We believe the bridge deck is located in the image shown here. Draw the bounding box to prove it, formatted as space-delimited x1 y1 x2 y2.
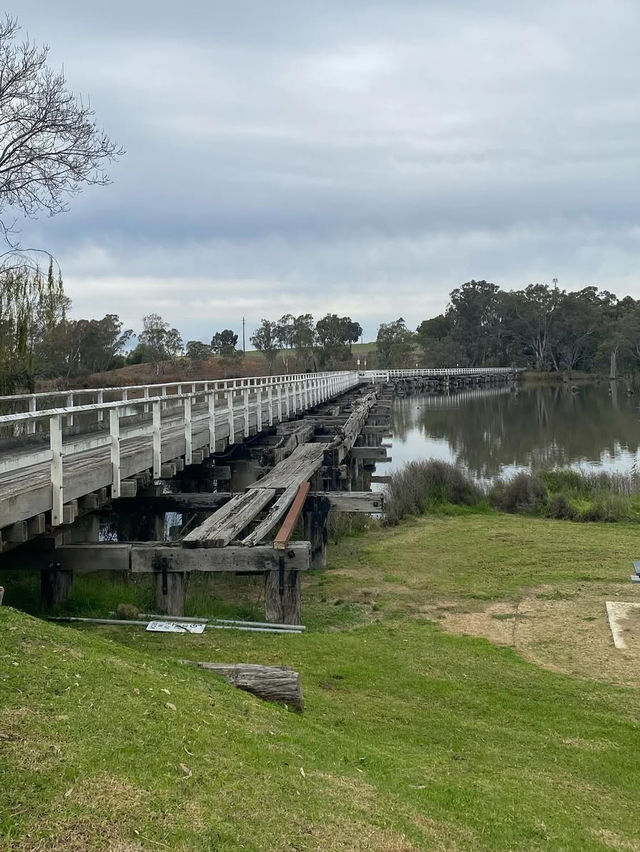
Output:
0 372 360 535
0 367 518 539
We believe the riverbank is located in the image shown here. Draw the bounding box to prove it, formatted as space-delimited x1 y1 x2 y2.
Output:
2 511 640 850
383 461 640 525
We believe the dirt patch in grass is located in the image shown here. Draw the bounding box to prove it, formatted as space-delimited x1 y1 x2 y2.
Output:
421 582 640 687
592 828 640 851
409 815 475 851
419 600 519 647
296 819 418 852
8 818 143 852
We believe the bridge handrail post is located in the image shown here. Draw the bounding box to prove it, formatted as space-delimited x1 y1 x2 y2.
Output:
268 385 274 425
184 395 192 465
50 413 64 526
27 397 37 435
207 390 216 452
152 400 162 479
227 390 235 444
243 388 250 437
66 392 74 428
110 407 121 499
257 387 263 432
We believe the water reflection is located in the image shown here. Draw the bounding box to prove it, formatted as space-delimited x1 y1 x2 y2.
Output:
383 383 640 479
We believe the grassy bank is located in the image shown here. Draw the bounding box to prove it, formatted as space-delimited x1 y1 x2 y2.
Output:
2 512 640 850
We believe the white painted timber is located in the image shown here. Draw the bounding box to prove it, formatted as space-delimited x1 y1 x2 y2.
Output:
0 371 360 529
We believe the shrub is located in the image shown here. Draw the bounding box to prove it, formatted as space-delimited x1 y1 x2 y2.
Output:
384 460 481 525
546 494 578 521
540 469 590 496
579 493 630 523
489 472 548 515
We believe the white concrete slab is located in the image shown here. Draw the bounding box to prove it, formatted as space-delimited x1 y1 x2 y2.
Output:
605 601 640 650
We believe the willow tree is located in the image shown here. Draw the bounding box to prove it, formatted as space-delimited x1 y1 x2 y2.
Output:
0 260 68 392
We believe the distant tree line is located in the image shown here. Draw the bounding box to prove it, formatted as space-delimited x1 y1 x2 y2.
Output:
378 280 640 377
0 267 366 391
250 314 362 373
7 268 636 393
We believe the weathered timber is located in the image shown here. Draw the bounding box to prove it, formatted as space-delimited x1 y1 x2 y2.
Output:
114 490 382 513
203 464 232 481
265 562 301 624
28 541 311 574
370 475 391 484
254 443 327 490
273 482 311 550
41 566 73 607
268 420 315 465
154 571 187 616
312 491 383 513
120 479 138 498
242 481 303 546
350 446 389 460
27 514 46 537
303 494 329 570
4 521 27 543
329 390 379 461
181 488 277 548
180 661 304 710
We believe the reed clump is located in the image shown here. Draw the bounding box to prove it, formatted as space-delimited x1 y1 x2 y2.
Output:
382 460 640 525
384 459 482 525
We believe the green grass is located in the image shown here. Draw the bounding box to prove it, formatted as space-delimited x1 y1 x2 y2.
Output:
2 514 640 850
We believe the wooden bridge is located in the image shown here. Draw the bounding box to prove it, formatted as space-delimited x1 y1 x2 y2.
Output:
0 366 517 622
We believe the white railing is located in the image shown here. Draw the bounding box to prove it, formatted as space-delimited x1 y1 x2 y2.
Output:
0 371 359 527
359 367 519 381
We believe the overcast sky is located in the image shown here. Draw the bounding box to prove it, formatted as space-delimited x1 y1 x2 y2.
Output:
10 0 640 342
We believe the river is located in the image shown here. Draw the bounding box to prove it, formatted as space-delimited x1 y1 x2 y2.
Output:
374 382 640 482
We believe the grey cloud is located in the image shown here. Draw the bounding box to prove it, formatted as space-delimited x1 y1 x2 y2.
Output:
7 0 640 340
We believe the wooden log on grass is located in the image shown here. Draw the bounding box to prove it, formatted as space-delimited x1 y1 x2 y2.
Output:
181 661 304 710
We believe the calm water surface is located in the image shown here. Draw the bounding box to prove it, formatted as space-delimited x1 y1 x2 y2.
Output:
376 383 640 481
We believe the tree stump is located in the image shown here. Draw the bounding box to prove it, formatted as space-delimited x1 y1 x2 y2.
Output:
181 661 303 710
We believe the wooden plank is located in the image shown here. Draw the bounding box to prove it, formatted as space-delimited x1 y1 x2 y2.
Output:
313 491 384 513
242 481 305 546
4 521 27 543
274 482 311 551
254 443 326 490
115 493 233 512
131 541 310 573
182 488 277 548
350 446 388 459
114 490 382 514
31 541 311 574
370 475 391 484
27 514 46 536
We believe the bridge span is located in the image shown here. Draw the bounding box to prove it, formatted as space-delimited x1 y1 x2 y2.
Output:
0 366 517 620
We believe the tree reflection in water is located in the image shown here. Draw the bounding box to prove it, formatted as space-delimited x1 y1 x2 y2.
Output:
387 384 640 479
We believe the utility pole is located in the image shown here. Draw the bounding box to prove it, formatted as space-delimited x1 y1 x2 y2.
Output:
242 316 246 353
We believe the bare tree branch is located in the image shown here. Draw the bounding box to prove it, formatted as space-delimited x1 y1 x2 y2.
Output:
0 15 124 249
